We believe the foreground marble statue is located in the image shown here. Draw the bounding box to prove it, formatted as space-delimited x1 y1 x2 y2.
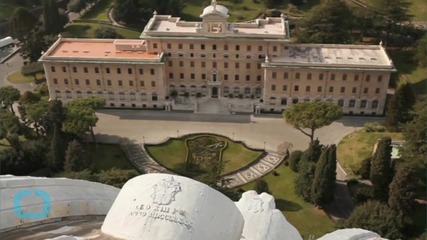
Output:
102 174 245 240
236 191 302 240
318 228 387 240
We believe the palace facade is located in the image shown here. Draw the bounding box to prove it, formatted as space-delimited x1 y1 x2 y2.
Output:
39 1 395 115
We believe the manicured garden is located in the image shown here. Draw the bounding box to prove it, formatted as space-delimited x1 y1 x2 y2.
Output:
337 130 403 177
145 134 264 176
243 165 335 239
83 143 135 172
79 0 115 22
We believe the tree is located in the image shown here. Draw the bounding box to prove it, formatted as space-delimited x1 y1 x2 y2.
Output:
370 137 393 201
254 179 269 194
377 0 411 45
21 62 45 82
386 83 416 130
289 150 303 172
284 102 342 143
26 100 49 136
63 97 105 142
0 86 21 114
297 0 354 43
0 109 23 149
311 145 336 206
47 126 67 171
95 27 123 39
301 139 323 163
42 0 65 34
19 27 56 62
343 200 404 239
64 140 84 171
67 0 87 15
9 7 38 42
294 160 316 202
113 0 138 23
388 164 417 214
356 157 371 179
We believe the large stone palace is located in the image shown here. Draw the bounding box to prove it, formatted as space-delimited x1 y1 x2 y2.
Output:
39 0 396 115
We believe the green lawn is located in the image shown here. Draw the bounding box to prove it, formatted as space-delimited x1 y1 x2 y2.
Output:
7 71 45 84
242 165 335 238
388 50 427 96
337 130 403 176
83 143 135 172
63 23 141 39
80 0 115 22
145 134 263 176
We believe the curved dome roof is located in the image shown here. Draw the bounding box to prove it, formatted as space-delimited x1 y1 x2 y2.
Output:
200 2 229 18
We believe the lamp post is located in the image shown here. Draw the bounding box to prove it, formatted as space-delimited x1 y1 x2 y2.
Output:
264 141 266 150
177 130 179 138
232 132 235 141
142 136 145 144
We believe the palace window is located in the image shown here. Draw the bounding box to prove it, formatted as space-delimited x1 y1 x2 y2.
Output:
51 66 56 72
349 100 356 107
128 68 132 74
295 73 300 79
306 86 310 92
179 61 184 67
234 87 240 94
53 78 58 84
63 78 68 84
129 80 134 86
202 74 206 79
342 74 347 80
340 87 345 93
375 88 380 94
319 73 324 80
117 68 121 74
151 81 156 87
190 61 195 67
258 46 263 51
153 43 158 48
235 45 240 51
169 73 173 79
283 85 288 91
213 44 217 50
178 44 183 49
294 85 299 91
366 75 371 82
378 75 383 82
235 63 239 69
372 100 379 108
201 62 206 68
361 100 367 108
151 69 155 75
107 80 111 86
118 80 123 86
317 86 322 92
271 84 276 91
224 74 228 80
338 99 344 107
224 86 229 94
246 75 250 81
85 79 90 85
255 88 262 95
180 73 184 79
73 67 77 73
329 86 334 92
257 75 261 81
354 74 359 81
364 88 368 94
139 68 144 74
95 67 99 73
307 73 312 80
84 67 88 73
352 87 357 93
140 81 145 87
224 62 228 68
330 74 335 80
62 66 67 72
190 44 193 50
106 67 110 74
284 72 288 79
75 79 79 85
201 44 205 50
281 98 287 105
235 75 239 81
245 87 251 94
224 45 228 51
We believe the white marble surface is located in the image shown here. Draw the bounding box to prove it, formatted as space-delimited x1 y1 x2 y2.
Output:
235 191 303 240
101 173 244 240
318 228 387 240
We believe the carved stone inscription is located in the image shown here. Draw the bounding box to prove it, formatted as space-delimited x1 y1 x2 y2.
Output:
128 177 193 230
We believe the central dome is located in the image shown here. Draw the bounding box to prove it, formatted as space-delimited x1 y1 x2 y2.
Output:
200 0 229 18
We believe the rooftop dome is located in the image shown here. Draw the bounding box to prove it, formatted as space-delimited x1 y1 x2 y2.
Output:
200 0 229 18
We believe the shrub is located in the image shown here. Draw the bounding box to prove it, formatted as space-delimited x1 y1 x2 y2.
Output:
196 92 202 98
183 92 190 98
356 157 371 179
364 122 386 132
170 90 178 98
284 160 289 166
254 179 269 194
228 93 234 98
354 186 374 205
238 94 243 99
95 27 123 39
289 150 303 172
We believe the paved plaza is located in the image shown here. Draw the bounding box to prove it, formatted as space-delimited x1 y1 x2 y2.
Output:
94 109 383 181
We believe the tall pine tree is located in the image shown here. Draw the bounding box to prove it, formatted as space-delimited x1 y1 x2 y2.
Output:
47 126 66 170
370 137 393 201
311 145 337 206
388 164 417 214
64 140 85 172
9 7 38 42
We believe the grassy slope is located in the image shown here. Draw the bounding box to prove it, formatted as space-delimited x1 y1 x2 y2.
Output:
84 143 135 171
80 0 115 22
145 135 262 175
63 23 140 38
243 165 335 238
337 130 403 176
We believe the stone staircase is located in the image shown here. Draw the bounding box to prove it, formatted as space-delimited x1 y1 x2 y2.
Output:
196 97 230 114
